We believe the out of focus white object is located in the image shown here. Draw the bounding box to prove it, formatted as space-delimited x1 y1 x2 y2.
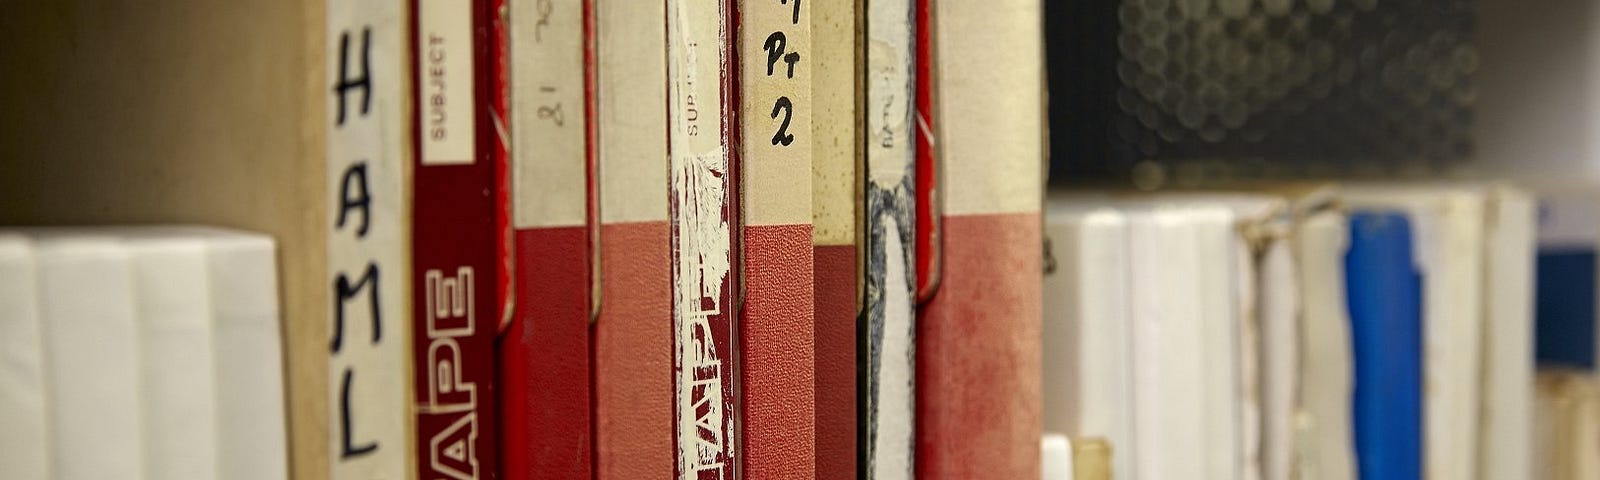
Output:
1342 185 1488 480
1128 206 1219 480
34 232 143 480
1480 186 1536 480
191 228 287 480
124 232 219 480
1041 434 1074 480
14 226 286 480
0 234 46 479
1534 371 1600 480
1043 201 1132 480
1294 212 1356 480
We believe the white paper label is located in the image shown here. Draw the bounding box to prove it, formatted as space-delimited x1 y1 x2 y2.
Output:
419 0 477 165
327 0 411 477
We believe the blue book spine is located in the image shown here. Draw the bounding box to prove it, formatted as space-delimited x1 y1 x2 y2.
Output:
1345 212 1423 480
1535 249 1597 369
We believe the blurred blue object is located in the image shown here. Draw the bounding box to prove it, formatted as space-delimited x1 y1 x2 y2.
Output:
1345 212 1423 480
1535 249 1597 369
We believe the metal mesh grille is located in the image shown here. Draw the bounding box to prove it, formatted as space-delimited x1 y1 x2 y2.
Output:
1048 0 1478 184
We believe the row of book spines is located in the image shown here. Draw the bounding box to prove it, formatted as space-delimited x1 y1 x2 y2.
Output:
323 0 1043 479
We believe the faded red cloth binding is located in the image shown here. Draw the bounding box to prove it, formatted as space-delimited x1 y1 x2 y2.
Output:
498 0 597 477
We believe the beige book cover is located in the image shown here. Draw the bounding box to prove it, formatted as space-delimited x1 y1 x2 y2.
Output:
1294 210 1357 480
1535 370 1600 480
1074 437 1113 480
1479 185 1536 480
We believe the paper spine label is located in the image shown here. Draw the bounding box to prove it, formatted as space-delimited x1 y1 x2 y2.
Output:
863 0 917 476
326 0 413 476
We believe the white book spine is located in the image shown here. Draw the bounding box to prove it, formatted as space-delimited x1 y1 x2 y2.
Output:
36 237 143 480
1041 434 1075 480
1131 209 1209 480
1191 209 1244 480
1424 194 1487 480
1294 212 1355 480
1258 235 1299 480
1043 208 1132 480
204 233 288 480
128 238 219 480
0 234 47 479
1480 187 1535 480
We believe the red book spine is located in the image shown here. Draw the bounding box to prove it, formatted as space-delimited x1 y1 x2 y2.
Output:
500 0 596 476
737 0 818 476
915 214 1042 477
914 0 1043 477
668 0 741 477
411 0 499 477
492 0 512 338
808 2 861 477
813 241 857 477
592 0 673 477
595 221 673 478
913 0 941 303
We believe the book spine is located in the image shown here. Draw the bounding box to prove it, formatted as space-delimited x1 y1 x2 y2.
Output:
862 0 916 476
205 234 290 480
1534 189 1600 369
325 0 413 474
912 0 940 302
1073 438 1113 480
1041 209 1133 480
810 0 863 476
1479 187 1536 480
593 0 674 476
129 239 220 480
1194 212 1245 480
37 239 143 480
504 0 595 476
739 0 818 477
491 0 513 344
1425 195 1487 480
668 0 740 476
1293 212 1356 480
0 235 46 480
915 0 1043 476
1258 233 1298 480
1345 212 1422 480
1040 434 1073 480
411 0 500 478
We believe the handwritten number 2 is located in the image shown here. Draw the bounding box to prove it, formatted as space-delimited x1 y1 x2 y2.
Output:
771 97 794 146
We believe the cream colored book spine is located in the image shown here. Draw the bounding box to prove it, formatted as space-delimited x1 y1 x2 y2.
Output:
125 235 220 480
35 234 143 480
1294 212 1356 480
1478 186 1535 480
325 0 414 476
1041 434 1074 480
0 234 45 480
1191 206 1246 480
1043 202 1132 480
